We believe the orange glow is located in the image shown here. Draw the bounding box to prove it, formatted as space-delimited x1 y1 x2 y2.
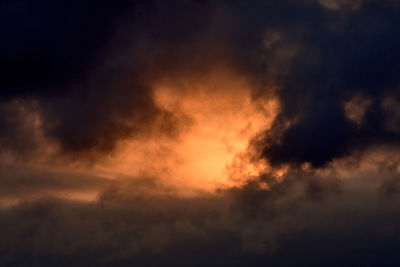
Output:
0 70 279 206
93 69 279 194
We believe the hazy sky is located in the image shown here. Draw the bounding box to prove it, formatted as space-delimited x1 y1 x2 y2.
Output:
1 0 400 266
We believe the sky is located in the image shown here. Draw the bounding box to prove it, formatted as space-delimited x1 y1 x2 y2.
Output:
1 0 400 266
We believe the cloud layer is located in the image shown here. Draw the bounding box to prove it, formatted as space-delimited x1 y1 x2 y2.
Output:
2 0 400 266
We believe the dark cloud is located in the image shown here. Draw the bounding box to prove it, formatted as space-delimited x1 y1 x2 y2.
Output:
260 0 400 167
0 0 137 156
0 165 110 199
2 0 400 266
227 169 342 219
0 99 43 156
0 176 399 267
0 0 131 98
379 175 400 198
0 0 224 157
1 0 400 164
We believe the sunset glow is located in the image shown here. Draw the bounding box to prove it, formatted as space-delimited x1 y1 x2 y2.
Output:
91 70 279 194
3 1 400 266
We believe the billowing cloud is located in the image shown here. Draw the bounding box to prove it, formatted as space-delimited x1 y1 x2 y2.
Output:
261 0 400 167
0 172 399 266
2 0 400 266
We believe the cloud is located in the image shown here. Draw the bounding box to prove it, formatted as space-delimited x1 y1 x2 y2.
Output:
0 99 45 157
1 0 400 167
0 172 399 266
318 0 362 11
0 0 227 159
0 165 110 199
260 0 400 167
2 1 400 266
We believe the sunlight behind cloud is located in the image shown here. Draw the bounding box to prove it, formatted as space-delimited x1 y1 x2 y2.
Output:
93 69 279 194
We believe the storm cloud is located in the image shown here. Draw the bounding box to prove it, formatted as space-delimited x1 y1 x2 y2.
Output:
260 0 400 167
2 0 399 163
2 0 400 266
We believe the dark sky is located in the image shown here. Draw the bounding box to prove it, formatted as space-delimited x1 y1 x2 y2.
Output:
1 0 400 266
